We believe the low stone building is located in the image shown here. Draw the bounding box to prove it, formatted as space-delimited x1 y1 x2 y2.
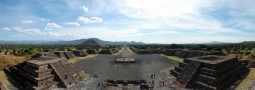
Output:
32 52 59 58
72 50 87 57
164 49 221 58
5 56 80 90
164 49 182 56
103 80 150 90
99 49 113 54
135 49 165 54
86 49 98 54
171 55 248 90
53 51 76 59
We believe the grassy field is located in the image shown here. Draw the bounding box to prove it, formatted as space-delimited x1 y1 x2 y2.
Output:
68 54 98 64
0 53 30 87
235 68 255 90
0 53 30 70
160 54 184 62
113 47 124 55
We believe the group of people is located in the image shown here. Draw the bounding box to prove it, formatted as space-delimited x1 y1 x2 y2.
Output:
151 74 156 79
150 73 166 88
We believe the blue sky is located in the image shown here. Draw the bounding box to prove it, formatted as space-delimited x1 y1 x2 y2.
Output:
0 0 255 44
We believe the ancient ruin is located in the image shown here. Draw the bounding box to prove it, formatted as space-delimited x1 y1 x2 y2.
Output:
86 49 98 54
32 52 59 58
72 50 88 57
135 49 165 54
53 51 76 59
78 39 107 48
171 55 247 90
164 49 221 58
99 49 114 54
4 53 80 90
114 47 136 63
102 80 151 90
115 58 136 63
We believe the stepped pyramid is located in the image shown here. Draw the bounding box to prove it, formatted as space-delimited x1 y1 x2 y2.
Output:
78 38 107 48
5 53 80 90
171 55 248 90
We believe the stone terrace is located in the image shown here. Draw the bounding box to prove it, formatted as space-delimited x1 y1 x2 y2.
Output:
171 55 248 90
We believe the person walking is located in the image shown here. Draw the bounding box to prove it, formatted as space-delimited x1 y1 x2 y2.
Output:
163 81 165 87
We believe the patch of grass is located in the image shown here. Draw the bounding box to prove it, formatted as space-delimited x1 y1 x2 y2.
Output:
160 67 174 73
74 71 90 81
0 53 29 70
68 54 98 64
127 48 134 54
0 70 10 86
235 68 255 90
160 54 184 62
113 48 124 55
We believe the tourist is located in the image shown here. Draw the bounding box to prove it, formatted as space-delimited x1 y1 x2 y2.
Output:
97 81 101 87
163 81 165 87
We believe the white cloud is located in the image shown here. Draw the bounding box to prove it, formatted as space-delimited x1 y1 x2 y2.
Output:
64 22 80 27
41 18 50 21
79 5 89 13
12 27 41 34
77 16 103 24
45 23 61 30
2 27 10 31
21 20 33 24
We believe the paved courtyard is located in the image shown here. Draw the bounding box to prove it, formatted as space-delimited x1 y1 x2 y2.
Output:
73 47 188 90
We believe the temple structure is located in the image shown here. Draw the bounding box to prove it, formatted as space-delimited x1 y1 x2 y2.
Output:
72 50 88 57
86 49 98 54
164 49 221 58
171 55 247 90
53 51 76 59
99 49 114 54
78 39 107 48
4 53 80 90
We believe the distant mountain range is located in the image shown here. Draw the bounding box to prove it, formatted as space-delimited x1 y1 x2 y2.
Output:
241 41 255 44
0 38 145 45
201 41 236 44
0 39 254 45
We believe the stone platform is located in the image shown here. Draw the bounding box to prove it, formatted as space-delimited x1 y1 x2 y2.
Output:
171 55 248 90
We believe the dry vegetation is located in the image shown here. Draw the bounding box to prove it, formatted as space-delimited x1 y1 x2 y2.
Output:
0 53 30 70
0 53 30 87
235 68 255 90
160 54 184 62
68 54 98 64
74 71 90 81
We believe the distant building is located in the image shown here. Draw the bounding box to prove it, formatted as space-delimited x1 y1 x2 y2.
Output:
78 39 108 48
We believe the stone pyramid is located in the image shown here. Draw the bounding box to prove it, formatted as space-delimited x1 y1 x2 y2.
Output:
78 39 107 48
